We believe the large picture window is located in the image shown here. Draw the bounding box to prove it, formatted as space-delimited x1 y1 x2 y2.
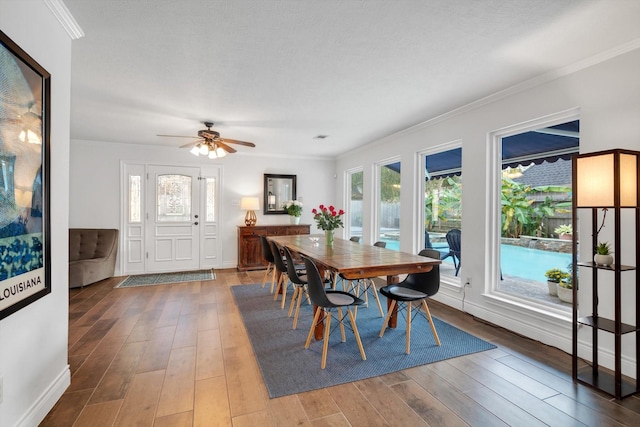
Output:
422 147 462 279
489 115 579 311
346 169 363 240
376 161 401 251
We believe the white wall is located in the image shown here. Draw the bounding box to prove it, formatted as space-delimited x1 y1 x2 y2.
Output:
69 140 336 270
0 1 72 426
336 46 640 374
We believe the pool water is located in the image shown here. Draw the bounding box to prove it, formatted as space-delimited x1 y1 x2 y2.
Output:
501 244 572 282
381 239 572 282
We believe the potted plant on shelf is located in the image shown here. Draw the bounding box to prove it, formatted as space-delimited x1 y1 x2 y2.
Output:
282 200 303 224
594 241 614 266
544 268 569 296
554 224 573 240
557 274 573 303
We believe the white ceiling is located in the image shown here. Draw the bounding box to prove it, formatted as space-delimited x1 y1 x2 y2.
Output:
63 0 640 158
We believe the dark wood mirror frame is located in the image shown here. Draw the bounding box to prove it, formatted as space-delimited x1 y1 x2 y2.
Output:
263 174 296 214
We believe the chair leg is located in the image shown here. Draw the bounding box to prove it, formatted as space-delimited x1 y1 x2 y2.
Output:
352 279 364 319
406 302 412 354
379 300 396 337
292 287 304 329
368 280 384 317
288 286 299 317
306 306 322 348
273 274 283 301
261 263 270 288
269 267 277 293
337 307 346 342
347 308 366 361
361 282 368 307
421 300 441 346
280 279 290 309
321 311 332 369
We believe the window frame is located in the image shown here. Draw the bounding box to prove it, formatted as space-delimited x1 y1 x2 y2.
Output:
484 108 580 317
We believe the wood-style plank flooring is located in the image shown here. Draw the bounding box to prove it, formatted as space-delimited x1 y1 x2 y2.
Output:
41 269 640 426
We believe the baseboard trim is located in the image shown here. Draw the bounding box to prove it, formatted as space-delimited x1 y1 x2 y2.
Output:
16 365 70 427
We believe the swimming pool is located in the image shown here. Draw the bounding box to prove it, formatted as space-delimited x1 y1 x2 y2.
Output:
381 238 572 282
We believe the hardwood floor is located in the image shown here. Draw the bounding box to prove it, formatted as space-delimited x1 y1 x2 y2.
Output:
41 269 640 426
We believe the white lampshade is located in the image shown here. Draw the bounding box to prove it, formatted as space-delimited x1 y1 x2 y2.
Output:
575 149 639 207
208 150 217 159
215 146 227 157
240 197 260 211
199 144 209 155
190 146 201 156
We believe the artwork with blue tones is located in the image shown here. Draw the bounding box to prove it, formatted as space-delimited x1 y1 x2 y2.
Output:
0 29 51 320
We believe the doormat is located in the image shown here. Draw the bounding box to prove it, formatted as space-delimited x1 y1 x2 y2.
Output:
232 283 496 398
114 269 215 288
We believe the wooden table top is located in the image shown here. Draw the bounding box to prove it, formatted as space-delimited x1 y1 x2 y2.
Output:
269 234 441 280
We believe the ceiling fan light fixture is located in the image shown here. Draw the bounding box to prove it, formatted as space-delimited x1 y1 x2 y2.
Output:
215 146 227 158
199 144 209 155
190 145 201 156
208 150 218 159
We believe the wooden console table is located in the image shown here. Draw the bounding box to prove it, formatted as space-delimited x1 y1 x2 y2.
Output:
237 224 310 271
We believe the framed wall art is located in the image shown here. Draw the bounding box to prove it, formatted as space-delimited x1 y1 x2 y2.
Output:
0 29 51 320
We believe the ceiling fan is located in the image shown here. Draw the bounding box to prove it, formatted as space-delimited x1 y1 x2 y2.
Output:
157 121 256 158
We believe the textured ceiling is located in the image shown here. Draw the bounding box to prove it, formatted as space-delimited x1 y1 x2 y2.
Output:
63 0 640 158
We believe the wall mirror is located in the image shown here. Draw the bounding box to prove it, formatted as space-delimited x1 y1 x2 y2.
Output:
264 174 296 214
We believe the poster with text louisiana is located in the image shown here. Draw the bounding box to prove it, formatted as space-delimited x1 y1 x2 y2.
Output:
0 29 51 320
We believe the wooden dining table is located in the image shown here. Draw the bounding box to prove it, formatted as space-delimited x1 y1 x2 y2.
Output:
269 234 441 338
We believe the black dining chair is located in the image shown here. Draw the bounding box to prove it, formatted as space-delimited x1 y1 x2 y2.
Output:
260 236 277 292
302 255 367 369
341 241 386 318
349 236 361 243
283 246 313 329
379 248 442 354
270 240 304 309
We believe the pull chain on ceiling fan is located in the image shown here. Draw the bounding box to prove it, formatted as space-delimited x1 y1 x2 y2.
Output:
157 121 256 158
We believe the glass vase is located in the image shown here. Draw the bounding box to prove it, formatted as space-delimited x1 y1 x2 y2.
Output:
325 229 334 246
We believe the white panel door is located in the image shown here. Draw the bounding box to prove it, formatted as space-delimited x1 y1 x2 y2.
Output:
146 166 200 272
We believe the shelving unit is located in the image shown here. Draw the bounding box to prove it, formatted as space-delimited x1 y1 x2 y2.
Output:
571 149 640 400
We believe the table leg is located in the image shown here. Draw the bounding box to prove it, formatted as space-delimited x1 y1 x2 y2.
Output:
386 274 400 328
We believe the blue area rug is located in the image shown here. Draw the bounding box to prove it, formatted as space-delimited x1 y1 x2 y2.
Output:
115 269 215 288
232 283 496 398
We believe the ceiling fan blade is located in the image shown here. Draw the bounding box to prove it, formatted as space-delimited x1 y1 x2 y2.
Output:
157 134 201 139
220 138 256 147
216 141 237 153
179 140 202 148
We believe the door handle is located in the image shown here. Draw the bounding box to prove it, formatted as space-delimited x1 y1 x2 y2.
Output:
194 221 199 225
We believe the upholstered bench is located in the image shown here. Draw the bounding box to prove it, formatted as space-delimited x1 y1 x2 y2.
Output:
69 228 119 288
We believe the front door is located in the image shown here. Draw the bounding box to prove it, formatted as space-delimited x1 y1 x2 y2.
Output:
146 165 200 272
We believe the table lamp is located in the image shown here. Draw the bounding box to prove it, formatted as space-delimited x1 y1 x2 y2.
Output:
240 197 260 226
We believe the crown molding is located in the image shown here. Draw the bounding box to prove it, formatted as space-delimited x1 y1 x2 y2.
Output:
43 0 84 40
338 38 640 160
